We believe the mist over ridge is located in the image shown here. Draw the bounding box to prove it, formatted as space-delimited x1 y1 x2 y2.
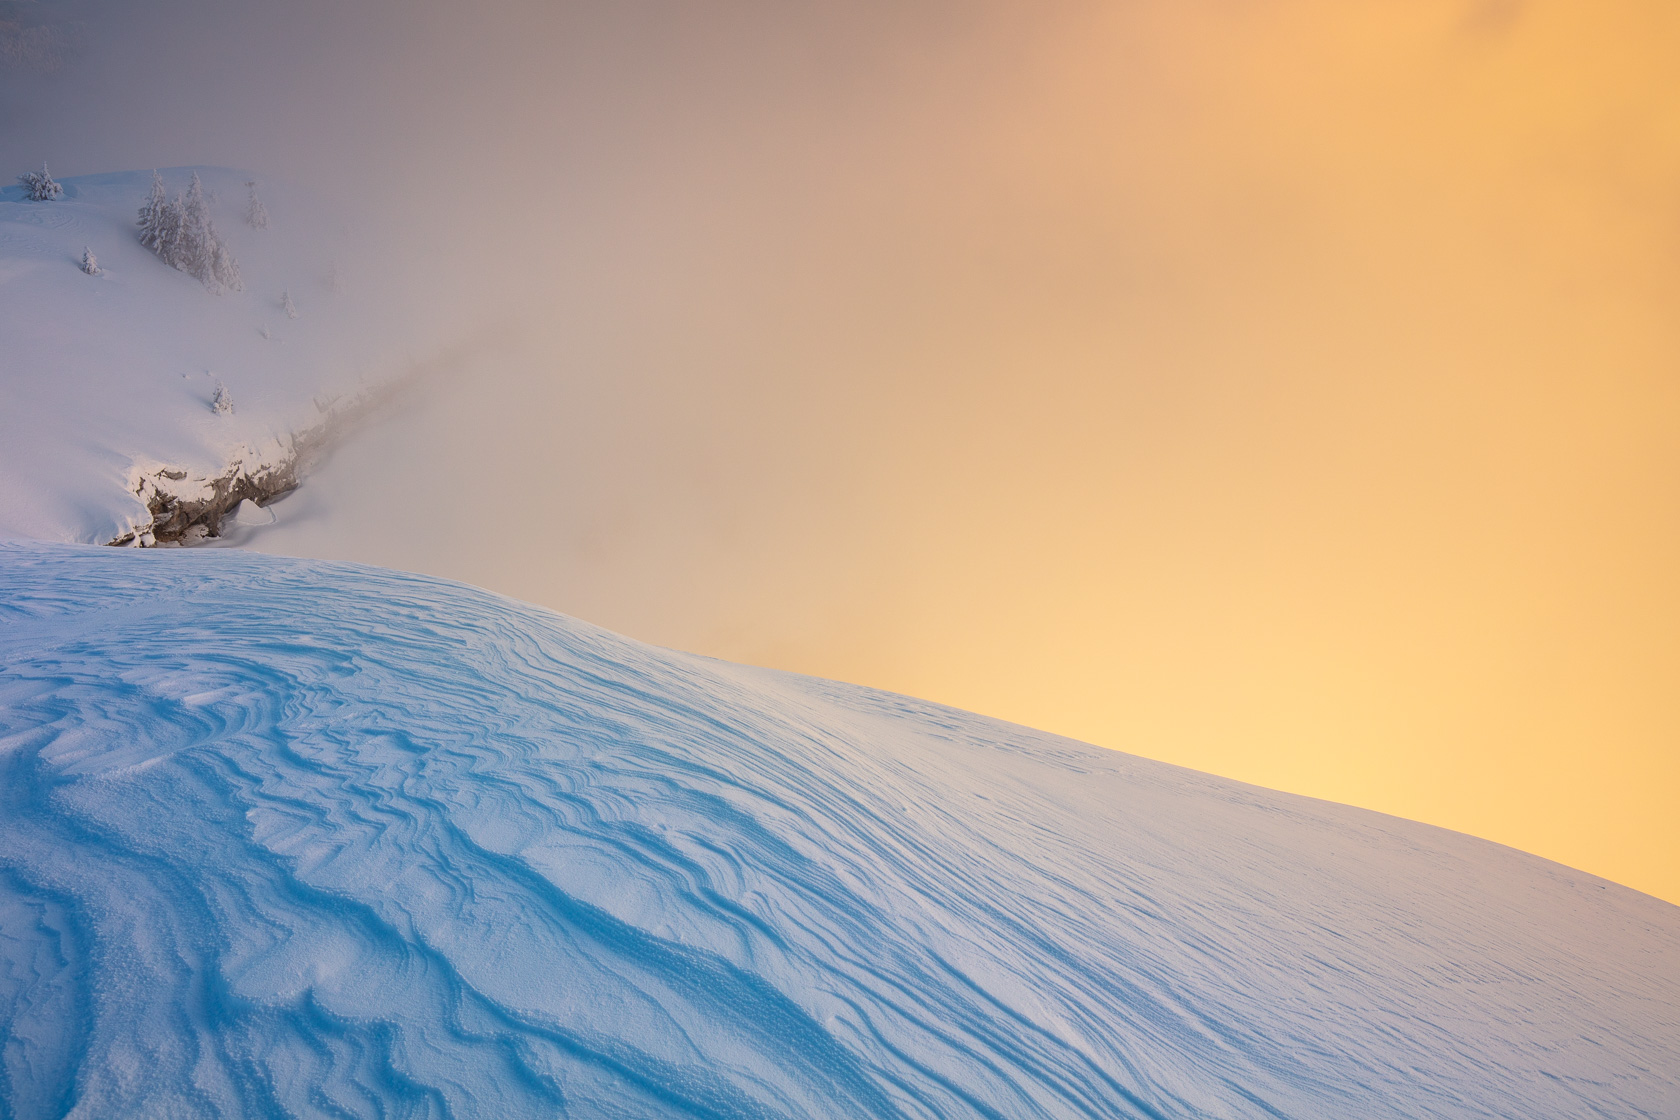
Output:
2 0 1677 902
2 5 1679 1115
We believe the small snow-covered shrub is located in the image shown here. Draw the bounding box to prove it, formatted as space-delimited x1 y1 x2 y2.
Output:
80 247 100 275
281 289 298 319
18 162 61 201
211 382 234 415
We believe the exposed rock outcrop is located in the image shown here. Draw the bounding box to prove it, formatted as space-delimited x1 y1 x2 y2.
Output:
108 382 406 547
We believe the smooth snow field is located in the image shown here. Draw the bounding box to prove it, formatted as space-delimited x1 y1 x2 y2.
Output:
1 544 1676 1120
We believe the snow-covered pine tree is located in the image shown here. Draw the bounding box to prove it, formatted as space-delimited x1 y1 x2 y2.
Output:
18 162 62 201
245 180 269 229
137 171 174 254
212 239 242 291
157 198 185 265
281 289 298 319
211 382 234 415
80 247 100 275
177 173 213 284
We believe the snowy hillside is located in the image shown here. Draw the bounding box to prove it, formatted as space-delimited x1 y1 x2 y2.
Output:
1 541 1675 1119
0 167 432 547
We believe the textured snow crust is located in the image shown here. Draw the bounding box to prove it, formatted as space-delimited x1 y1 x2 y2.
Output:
0 543 1676 1120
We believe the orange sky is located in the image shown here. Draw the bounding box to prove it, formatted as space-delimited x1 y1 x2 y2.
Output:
564 0 1680 904
809 0 1680 904
841 0 1680 903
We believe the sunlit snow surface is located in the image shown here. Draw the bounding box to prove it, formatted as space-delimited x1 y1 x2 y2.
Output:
1 544 1675 1120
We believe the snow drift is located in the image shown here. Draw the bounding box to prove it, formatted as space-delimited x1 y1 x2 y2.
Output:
1 542 1675 1119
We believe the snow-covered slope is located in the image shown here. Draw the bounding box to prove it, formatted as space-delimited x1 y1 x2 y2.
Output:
1 541 1675 1120
0 168 427 546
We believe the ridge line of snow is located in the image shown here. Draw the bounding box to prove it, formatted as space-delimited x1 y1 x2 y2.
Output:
1 543 1675 1119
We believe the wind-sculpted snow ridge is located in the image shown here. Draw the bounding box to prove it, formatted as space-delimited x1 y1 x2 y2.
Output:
0 544 1675 1120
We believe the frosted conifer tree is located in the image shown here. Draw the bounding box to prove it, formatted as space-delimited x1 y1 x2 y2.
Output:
245 180 269 229
137 172 174 255
80 247 100 275
212 240 242 291
177 173 213 283
18 162 62 201
211 382 234 415
281 288 298 319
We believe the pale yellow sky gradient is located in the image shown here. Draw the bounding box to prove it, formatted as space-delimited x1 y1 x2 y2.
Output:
781 0 1680 903
798 0 1680 902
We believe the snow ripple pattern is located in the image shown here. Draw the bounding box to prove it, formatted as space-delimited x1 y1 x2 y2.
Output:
0 544 1676 1120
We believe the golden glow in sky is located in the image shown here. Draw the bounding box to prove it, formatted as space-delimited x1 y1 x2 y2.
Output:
813 0 1680 904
